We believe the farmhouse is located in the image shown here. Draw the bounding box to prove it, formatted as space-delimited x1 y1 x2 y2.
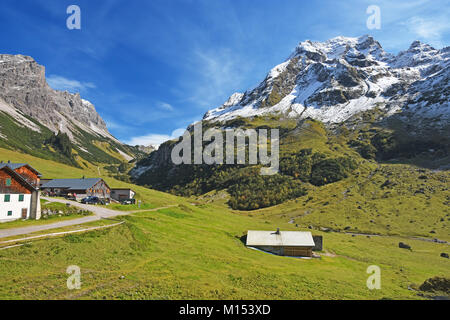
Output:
111 188 136 202
41 178 111 200
0 162 42 221
246 229 316 257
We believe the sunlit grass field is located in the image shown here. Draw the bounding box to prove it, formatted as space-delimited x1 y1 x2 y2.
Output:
0 203 447 300
0 147 448 300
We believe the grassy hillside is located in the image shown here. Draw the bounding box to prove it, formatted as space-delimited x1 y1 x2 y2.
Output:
135 115 449 227
0 202 448 299
227 163 449 241
0 147 448 300
0 110 146 172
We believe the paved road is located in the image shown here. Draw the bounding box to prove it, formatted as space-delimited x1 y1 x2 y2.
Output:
41 197 131 218
0 197 147 240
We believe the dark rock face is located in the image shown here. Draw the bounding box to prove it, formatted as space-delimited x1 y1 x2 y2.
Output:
441 253 449 259
260 58 302 108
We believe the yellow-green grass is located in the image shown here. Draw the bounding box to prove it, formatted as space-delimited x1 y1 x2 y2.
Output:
0 213 92 231
227 162 450 242
102 203 158 211
0 219 119 244
92 141 132 162
0 147 448 300
0 203 447 300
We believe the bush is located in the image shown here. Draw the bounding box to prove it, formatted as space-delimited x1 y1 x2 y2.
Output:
227 173 307 210
280 149 357 186
311 158 356 186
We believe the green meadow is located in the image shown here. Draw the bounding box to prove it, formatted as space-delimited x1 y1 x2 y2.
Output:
0 203 447 300
0 147 448 300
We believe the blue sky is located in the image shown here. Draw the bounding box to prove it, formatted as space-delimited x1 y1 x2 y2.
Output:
0 0 449 146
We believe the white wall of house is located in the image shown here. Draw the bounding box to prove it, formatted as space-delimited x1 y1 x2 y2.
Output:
0 193 32 221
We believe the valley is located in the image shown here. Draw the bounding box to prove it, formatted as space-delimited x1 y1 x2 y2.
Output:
0 146 448 300
0 35 448 300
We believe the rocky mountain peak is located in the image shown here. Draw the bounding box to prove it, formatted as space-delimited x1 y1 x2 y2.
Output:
0 54 113 143
203 35 449 129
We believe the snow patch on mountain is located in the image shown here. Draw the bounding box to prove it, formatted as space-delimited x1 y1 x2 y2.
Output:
0 98 41 132
203 35 449 128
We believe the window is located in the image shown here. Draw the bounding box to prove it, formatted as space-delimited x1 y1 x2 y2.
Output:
19 194 24 202
7 211 12 216
4 195 10 202
5 178 11 187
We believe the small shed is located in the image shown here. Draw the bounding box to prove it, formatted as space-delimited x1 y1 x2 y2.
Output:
246 230 315 257
111 188 136 201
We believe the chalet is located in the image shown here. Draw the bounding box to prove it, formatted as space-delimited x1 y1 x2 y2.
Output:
0 161 42 221
111 188 136 201
41 178 111 200
246 229 316 257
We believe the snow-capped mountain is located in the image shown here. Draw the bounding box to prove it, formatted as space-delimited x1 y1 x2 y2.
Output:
204 35 449 127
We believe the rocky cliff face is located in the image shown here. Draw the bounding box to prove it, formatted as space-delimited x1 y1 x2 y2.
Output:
0 54 115 143
204 35 449 130
0 54 139 165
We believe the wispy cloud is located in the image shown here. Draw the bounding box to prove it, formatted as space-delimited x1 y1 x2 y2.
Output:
402 16 449 48
125 128 186 147
179 48 251 109
47 75 96 93
158 102 175 111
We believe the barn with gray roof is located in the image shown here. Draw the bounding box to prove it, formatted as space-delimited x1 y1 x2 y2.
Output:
246 230 316 257
41 178 111 200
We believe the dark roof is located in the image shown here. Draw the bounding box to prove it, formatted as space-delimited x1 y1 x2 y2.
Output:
41 178 103 191
0 166 37 191
0 162 42 176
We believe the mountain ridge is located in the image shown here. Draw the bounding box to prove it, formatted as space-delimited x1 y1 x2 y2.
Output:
203 35 449 130
131 35 449 210
0 54 115 142
0 53 148 168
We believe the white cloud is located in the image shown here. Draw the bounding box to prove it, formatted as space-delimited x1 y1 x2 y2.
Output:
47 75 96 93
104 119 128 132
125 128 187 147
181 48 250 108
402 16 449 48
158 102 175 111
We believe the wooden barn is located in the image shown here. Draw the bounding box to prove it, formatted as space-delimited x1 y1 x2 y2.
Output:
246 229 316 257
41 178 111 200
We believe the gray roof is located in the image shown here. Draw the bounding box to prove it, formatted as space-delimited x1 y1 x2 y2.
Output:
246 230 315 247
41 178 102 191
0 163 42 176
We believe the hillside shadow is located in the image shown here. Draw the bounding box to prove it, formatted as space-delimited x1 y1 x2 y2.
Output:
348 110 450 170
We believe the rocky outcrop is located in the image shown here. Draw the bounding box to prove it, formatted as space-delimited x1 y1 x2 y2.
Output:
203 35 449 130
0 54 139 165
0 54 114 143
